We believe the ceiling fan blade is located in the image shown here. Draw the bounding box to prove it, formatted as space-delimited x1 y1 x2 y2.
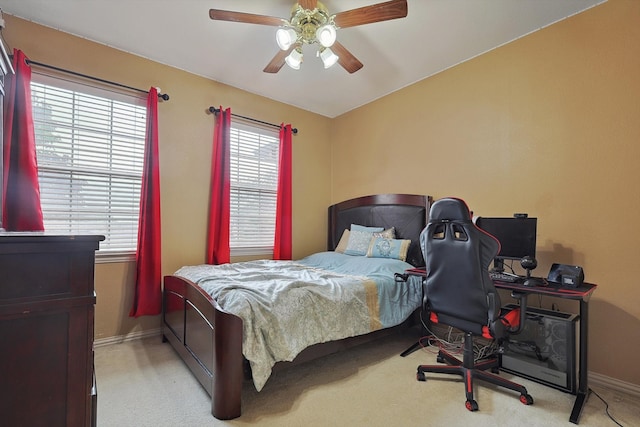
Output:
298 0 318 10
333 0 408 29
209 9 285 26
263 45 296 74
331 41 363 74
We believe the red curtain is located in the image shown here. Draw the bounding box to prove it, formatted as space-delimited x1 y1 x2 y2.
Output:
130 87 162 317
2 49 44 231
206 106 231 265
273 124 293 260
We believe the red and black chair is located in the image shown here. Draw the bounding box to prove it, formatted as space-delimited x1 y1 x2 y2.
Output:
416 197 534 411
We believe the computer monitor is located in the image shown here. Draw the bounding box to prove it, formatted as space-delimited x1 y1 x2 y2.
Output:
476 216 537 272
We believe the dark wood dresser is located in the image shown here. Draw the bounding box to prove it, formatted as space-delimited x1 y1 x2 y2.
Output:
0 233 104 427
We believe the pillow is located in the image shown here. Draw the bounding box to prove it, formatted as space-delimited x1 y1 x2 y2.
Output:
350 224 384 233
344 229 377 256
335 229 350 253
366 237 411 262
344 224 394 256
350 224 395 239
373 227 395 240
341 224 396 256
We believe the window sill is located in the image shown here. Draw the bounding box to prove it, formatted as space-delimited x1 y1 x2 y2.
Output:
231 247 273 257
96 251 136 264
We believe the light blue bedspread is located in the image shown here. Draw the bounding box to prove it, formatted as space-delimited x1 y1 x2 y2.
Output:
174 252 422 391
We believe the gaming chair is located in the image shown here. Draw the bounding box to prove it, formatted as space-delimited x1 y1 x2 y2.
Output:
416 197 534 411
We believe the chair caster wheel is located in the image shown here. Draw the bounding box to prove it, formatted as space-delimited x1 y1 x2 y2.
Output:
465 399 479 411
436 354 445 363
520 394 534 405
416 371 426 382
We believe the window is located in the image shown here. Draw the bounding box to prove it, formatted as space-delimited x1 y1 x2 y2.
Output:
31 75 147 258
229 121 280 255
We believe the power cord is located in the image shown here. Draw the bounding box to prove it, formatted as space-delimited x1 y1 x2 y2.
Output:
419 314 498 362
590 388 625 426
418 316 463 355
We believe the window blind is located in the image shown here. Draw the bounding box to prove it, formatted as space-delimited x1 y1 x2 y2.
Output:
229 122 280 255
31 80 147 253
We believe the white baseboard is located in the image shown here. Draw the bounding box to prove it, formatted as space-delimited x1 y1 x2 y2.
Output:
94 328 162 348
589 371 640 398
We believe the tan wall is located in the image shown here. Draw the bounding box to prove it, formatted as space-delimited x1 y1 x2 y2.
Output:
3 15 333 341
331 0 640 385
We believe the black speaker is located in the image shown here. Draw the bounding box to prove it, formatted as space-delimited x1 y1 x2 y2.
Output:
501 304 579 394
547 263 584 288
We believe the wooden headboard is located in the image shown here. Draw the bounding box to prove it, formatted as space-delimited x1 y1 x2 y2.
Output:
327 194 433 267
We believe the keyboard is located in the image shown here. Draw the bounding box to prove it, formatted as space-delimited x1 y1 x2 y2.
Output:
489 271 522 283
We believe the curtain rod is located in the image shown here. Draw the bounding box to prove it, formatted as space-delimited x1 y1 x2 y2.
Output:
22 58 170 101
208 106 298 134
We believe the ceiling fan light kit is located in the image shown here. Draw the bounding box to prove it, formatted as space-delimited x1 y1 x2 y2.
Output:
209 0 408 74
278 2 339 70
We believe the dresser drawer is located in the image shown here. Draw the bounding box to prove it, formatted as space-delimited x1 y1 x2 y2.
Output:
0 250 95 300
0 235 101 302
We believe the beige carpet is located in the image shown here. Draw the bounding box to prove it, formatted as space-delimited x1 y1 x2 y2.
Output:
94 329 638 426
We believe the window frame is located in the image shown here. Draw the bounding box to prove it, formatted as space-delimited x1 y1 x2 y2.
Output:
228 120 281 257
30 72 147 263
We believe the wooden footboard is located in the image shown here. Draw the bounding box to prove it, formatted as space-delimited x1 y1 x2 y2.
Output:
163 274 421 420
162 275 243 420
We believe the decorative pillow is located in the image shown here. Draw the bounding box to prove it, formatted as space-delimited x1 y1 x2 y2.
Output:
344 224 393 256
344 229 378 256
350 224 384 233
373 227 395 240
335 229 350 253
366 237 411 261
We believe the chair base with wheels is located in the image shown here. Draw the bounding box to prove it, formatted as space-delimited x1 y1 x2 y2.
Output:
417 331 534 411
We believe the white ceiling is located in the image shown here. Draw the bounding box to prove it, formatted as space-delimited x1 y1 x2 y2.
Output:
1 0 604 118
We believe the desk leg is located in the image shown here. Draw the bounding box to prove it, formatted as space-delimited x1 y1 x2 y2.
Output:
400 341 422 357
569 298 591 424
401 276 426 357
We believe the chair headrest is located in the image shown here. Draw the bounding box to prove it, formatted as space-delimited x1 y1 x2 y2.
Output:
429 198 472 222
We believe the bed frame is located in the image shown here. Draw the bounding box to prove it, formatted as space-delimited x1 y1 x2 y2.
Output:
162 193 432 419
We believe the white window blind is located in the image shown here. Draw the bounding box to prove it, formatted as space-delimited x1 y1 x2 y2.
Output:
229 122 280 255
30 77 147 254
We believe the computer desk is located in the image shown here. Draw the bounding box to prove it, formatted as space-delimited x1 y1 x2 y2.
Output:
493 280 597 425
401 268 597 424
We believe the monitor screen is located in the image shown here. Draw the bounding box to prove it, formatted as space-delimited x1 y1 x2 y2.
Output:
476 217 537 261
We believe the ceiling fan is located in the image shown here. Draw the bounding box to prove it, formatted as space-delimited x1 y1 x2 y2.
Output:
209 0 408 74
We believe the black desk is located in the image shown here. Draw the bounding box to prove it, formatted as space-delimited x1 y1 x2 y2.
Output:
494 280 597 425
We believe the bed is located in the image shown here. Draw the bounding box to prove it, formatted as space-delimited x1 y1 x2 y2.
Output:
161 193 432 420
